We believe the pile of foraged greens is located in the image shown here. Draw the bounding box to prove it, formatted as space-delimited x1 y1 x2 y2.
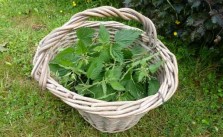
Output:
49 25 163 101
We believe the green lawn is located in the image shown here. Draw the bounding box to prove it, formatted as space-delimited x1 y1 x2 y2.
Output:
0 0 222 136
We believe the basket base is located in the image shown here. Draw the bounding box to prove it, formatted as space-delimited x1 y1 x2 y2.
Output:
78 110 145 133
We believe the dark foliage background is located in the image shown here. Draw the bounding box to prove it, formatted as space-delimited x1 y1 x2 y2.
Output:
122 0 223 70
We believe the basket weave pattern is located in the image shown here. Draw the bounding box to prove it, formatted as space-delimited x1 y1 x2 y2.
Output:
31 6 178 133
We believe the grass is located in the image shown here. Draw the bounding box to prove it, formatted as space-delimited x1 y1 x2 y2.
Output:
0 0 222 136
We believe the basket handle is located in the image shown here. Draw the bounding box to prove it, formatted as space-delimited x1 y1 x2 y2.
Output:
66 6 157 42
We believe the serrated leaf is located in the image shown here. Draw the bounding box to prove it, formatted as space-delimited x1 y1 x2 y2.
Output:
106 66 122 81
111 44 124 62
50 46 78 67
99 47 111 62
118 92 135 101
131 53 158 67
76 27 95 45
114 29 142 48
93 45 103 52
99 25 110 44
75 40 87 55
131 45 146 56
123 49 133 59
125 80 144 99
49 63 70 76
87 59 103 80
88 84 116 101
149 61 163 73
148 79 160 95
75 84 91 95
109 81 125 91
89 84 103 98
137 70 148 82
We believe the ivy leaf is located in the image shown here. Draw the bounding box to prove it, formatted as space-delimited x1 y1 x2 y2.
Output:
109 81 125 91
50 46 78 67
111 44 124 62
76 27 95 45
87 59 103 80
75 40 88 55
114 29 142 48
99 25 110 44
148 79 160 95
149 61 163 74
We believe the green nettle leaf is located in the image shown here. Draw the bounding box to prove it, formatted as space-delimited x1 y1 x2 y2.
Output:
99 47 111 62
50 46 78 67
111 44 124 62
76 27 95 45
93 45 103 52
87 59 103 80
109 81 125 91
131 53 158 68
99 25 110 44
75 84 91 95
123 49 133 59
89 84 116 101
114 29 142 48
75 40 88 55
148 79 160 95
106 66 122 81
125 80 144 99
149 61 163 74
131 45 146 56
136 70 148 82
89 84 103 98
49 63 70 77
118 92 135 101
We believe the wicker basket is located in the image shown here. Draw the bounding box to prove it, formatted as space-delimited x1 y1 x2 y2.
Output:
31 6 178 133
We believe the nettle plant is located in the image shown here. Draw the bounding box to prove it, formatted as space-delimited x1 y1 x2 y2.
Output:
49 25 162 101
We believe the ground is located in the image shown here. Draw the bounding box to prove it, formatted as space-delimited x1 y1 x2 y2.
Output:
0 0 222 136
